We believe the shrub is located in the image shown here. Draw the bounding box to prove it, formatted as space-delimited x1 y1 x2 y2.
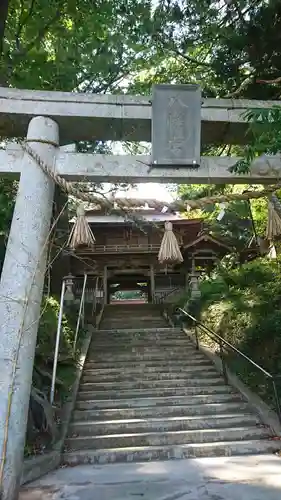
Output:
25 295 83 457
178 258 281 411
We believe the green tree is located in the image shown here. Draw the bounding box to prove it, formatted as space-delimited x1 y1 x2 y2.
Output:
0 0 156 269
127 1 281 246
1 0 155 90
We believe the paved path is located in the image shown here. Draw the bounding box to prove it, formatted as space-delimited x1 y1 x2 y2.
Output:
20 454 281 499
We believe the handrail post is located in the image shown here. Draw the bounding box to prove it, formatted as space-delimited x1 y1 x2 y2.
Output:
73 272 87 352
219 339 228 384
95 276 99 324
194 324 199 350
92 276 98 318
272 378 281 423
50 278 66 405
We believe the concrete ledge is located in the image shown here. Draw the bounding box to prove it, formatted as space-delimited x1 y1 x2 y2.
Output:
21 325 93 485
54 325 94 453
183 327 281 437
21 450 60 485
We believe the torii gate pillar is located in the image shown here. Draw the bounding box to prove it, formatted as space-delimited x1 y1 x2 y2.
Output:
0 116 58 500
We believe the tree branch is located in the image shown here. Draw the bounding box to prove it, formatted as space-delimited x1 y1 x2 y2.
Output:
224 73 256 98
151 29 213 69
256 76 281 85
15 0 36 51
171 47 213 68
16 8 61 58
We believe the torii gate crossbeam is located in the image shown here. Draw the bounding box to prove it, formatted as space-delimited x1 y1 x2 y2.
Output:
0 86 280 144
0 149 281 184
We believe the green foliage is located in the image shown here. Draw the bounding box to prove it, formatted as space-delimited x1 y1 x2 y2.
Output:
35 295 77 363
0 178 17 273
185 258 281 409
128 1 281 100
25 294 83 456
1 0 155 90
232 107 281 174
0 179 17 231
178 182 257 249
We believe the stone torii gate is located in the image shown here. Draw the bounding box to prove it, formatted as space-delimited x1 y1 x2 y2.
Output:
0 84 281 499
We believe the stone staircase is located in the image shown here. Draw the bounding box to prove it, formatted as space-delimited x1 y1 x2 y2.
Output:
63 304 280 465
99 303 169 330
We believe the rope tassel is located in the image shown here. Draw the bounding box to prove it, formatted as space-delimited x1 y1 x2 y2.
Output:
67 204 95 249
158 221 183 265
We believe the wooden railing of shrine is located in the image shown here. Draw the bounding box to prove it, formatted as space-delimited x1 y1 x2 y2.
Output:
75 243 161 254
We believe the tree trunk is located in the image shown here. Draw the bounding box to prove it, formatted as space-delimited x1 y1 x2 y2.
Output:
0 0 9 54
0 0 9 85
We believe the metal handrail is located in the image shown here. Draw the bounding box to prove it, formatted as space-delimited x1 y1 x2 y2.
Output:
155 287 182 304
178 307 281 422
50 278 66 405
50 274 104 405
73 273 88 351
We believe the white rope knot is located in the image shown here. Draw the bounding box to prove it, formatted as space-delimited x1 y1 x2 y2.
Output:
67 203 95 249
165 221 173 231
158 220 183 264
76 205 85 217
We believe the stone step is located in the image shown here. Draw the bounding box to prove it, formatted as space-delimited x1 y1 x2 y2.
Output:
100 326 168 330
102 308 163 313
65 426 271 450
100 323 169 327
79 378 225 392
83 358 210 370
103 308 161 313
69 413 260 436
84 358 212 378
73 402 251 422
102 314 165 319
87 352 205 363
93 339 185 345
75 393 242 410
103 318 163 321
101 322 168 327
104 303 160 315
95 328 182 335
99 326 172 330
62 439 281 465
91 338 189 345
76 385 234 401
90 339 190 349
88 341 195 357
87 346 196 356
81 370 219 383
